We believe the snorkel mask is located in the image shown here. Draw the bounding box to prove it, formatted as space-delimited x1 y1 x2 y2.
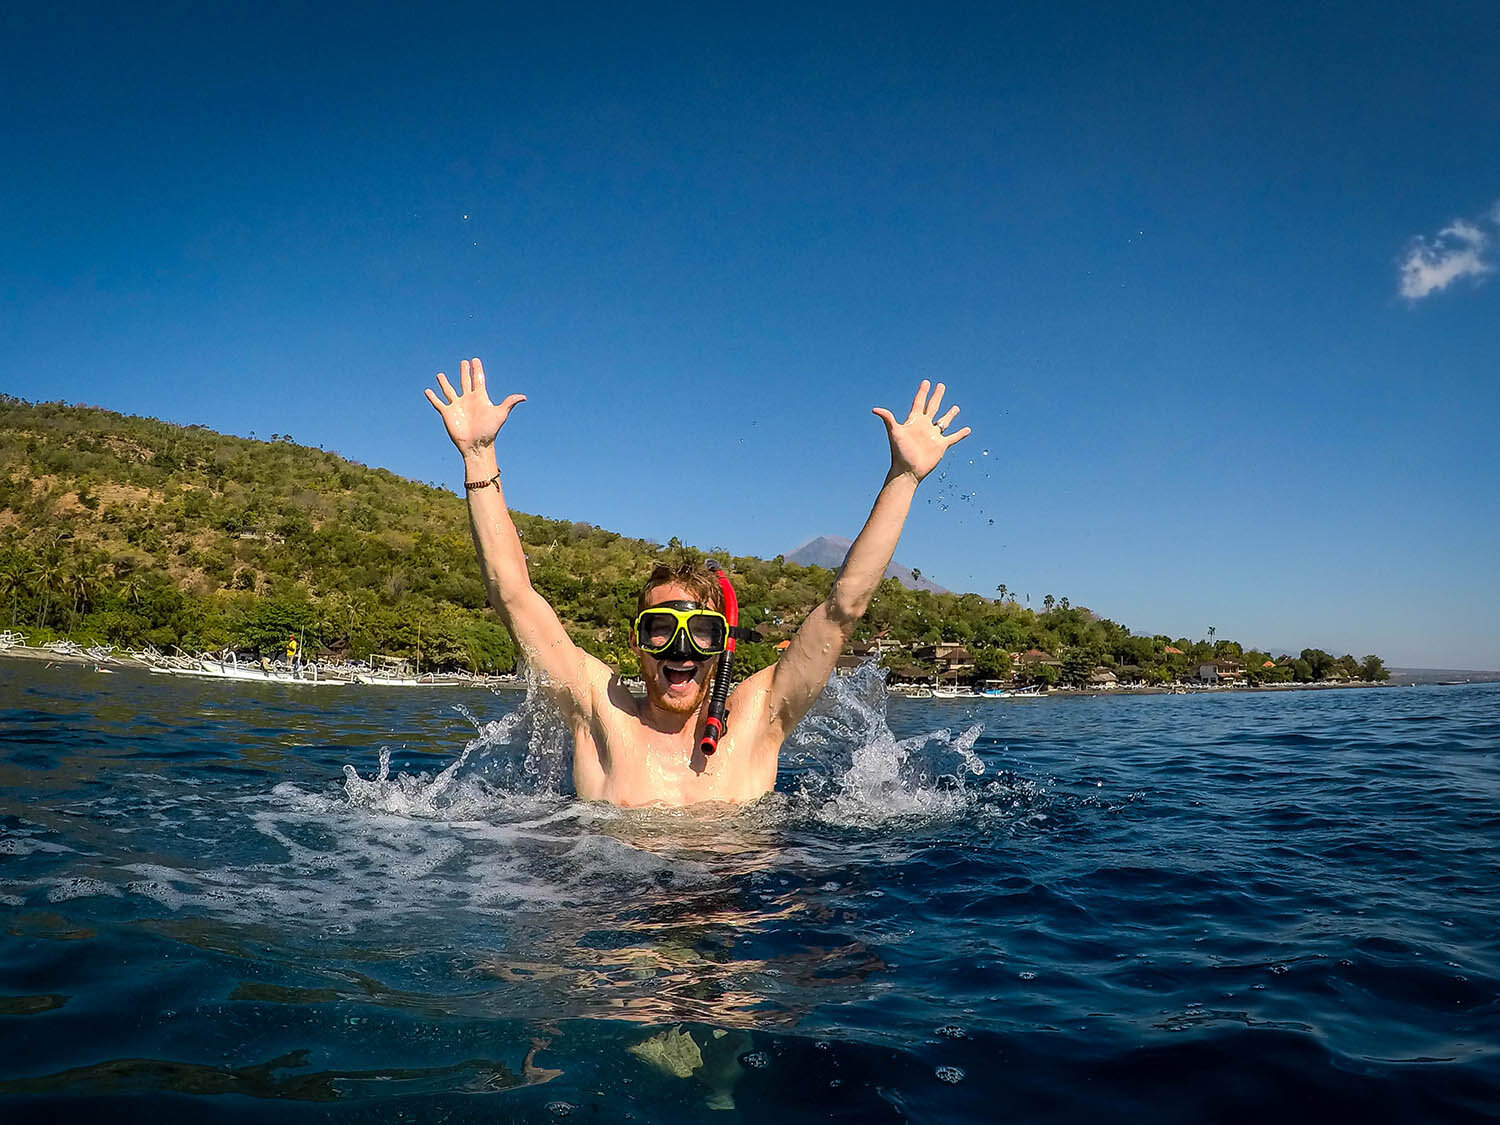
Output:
632 602 729 660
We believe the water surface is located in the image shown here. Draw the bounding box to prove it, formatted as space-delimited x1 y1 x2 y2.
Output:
1 663 1496 1121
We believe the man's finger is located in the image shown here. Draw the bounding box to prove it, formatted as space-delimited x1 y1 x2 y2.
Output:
936 405 960 430
460 360 473 396
927 382 946 417
499 393 527 417
943 425 972 447
872 406 898 432
423 387 446 412
436 372 457 403
471 357 486 389
908 380 930 419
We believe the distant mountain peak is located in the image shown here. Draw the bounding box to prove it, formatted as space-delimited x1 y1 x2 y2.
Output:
784 535 950 593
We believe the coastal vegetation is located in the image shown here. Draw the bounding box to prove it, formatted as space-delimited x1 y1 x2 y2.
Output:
0 395 1388 686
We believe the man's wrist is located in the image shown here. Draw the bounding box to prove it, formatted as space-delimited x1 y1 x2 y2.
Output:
462 449 499 477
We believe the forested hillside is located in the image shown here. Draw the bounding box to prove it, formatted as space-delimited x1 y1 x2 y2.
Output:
0 395 1386 684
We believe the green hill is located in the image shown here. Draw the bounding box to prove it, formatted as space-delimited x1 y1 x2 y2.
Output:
0 394 1386 685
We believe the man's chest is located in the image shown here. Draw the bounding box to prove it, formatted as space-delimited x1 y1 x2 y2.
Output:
583 724 769 806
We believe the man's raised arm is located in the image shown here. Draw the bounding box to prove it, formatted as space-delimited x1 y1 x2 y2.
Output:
425 357 601 707
761 381 971 736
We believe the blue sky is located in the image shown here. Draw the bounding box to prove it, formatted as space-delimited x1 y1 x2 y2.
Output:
3 1 1497 668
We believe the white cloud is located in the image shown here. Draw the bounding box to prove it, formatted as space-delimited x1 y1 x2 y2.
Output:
1399 209 1493 300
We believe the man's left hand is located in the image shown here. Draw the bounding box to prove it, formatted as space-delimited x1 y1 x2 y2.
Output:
873 380 972 482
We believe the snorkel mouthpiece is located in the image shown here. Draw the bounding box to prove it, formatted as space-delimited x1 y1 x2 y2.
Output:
699 561 739 757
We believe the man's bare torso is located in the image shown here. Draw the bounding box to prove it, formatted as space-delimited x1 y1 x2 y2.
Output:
568 671 779 807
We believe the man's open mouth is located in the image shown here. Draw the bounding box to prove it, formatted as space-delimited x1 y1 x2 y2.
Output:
662 663 699 688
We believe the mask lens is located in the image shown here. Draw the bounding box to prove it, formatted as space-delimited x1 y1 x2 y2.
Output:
687 613 726 653
637 611 679 651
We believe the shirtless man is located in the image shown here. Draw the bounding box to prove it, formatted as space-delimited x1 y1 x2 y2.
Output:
426 357 970 806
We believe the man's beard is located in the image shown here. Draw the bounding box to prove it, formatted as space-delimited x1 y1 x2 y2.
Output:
643 660 712 715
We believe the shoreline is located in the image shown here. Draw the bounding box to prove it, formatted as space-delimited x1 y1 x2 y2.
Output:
0 643 525 689
3 643 1481 696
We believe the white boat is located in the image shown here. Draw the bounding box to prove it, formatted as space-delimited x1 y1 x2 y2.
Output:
931 686 976 699
352 673 464 687
150 652 350 685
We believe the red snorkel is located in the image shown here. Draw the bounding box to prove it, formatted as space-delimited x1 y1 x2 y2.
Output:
699 560 739 757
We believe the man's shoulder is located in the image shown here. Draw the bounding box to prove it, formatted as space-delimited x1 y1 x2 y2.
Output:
598 672 643 718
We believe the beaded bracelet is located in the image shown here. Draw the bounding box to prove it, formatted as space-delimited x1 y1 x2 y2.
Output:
464 471 502 491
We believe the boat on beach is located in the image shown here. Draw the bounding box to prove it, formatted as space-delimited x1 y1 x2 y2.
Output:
351 672 464 687
931 685 977 699
149 650 351 685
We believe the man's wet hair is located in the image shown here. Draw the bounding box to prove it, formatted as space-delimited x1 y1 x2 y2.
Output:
637 560 725 614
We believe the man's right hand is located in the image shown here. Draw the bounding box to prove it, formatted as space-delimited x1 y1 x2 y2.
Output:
424 357 526 457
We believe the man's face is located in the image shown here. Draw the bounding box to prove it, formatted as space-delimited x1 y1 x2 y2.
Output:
634 583 715 716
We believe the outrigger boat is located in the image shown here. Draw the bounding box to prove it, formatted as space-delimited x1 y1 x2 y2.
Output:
149 650 351 685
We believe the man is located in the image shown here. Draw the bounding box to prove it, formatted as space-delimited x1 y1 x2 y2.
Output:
426 357 969 806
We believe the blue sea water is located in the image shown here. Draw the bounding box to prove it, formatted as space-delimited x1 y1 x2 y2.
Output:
0 662 1496 1123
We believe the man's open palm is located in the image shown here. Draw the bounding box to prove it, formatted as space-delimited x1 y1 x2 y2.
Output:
425 357 526 456
873 380 971 482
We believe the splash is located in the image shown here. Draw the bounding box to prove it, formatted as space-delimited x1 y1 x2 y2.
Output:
337 663 1045 834
341 687 574 819
783 660 989 826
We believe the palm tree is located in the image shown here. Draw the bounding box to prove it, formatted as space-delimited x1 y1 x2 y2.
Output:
1043 594 1055 613
996 583 1008 604
1060 596 1070 611
66 558 107 631
115 565 148 611
28 544 66 631
0 558 25 627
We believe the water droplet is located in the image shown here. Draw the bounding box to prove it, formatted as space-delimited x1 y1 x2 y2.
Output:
742 1051 770 1068
936 1065 966 1084
1018 970 1036 981
981 449 990 456
546 1101 575 1117
935 1025 965 1038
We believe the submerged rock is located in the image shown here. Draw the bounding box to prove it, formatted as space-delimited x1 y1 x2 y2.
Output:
628 1026 703 1078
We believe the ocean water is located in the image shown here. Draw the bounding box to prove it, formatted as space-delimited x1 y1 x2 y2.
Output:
0 662 1496 1123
